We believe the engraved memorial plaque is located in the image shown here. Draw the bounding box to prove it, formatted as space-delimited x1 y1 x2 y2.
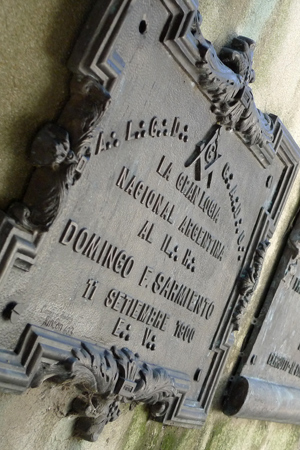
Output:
223 212 300 425
0 0 300 442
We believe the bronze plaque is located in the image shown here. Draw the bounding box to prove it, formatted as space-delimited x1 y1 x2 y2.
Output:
224 213 300 425
0 0 299 442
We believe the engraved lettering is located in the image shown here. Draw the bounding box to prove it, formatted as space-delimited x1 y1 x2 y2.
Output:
237 230 245 245
138 303 152 323
112 318 125 336
124 117 189 143
131 300 144 319
205 302 215 319
176 172 220 223
139 266 154 288
120 294 134 314
174 320 195 343
149 116 158 137
133 181 144 199
152 194 164 215
105 288 169 331
176 172 185 191
171 117 180 137
83 234 102 260
95 131 106 155
292 277 300 294
120 256 134 278
102 244 118 268
83 278 99 300
116 166 176 224
96 240 108 263
112 291 126 312
267 352 300 379
74 228 89 253
116 166 130 188
149 270 214 319
105 289 118 307
159 313 170 332
60 220 78 245
124 175 137 195
142 328 152 346
178 214 225 261
145 190 156 208
42 316 74 335
142 328 157 351
147 308 158 327
126 120 135 141
156 155 173 181
161 234 179 261
113 250 127 273
222 163 245 261
60 221 135 278
160 202 175 224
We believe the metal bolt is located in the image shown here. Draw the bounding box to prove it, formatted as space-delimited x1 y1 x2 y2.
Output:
7 303 25 324
194 368 202 382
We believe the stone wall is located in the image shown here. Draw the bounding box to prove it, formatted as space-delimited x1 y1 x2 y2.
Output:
1 1 300 449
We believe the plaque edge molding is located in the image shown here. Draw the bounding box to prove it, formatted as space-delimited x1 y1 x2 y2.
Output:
0 0 300 439
0 323 194 442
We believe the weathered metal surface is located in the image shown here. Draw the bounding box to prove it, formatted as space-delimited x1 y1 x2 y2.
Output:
0 0 299 441
224 212 300 424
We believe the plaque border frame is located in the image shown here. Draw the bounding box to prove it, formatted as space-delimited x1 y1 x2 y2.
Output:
0 0 300 441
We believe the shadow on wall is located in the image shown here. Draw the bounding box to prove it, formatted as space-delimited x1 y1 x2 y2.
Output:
0 0 95 210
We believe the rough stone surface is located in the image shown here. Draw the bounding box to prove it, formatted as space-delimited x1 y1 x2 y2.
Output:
1 1 300 449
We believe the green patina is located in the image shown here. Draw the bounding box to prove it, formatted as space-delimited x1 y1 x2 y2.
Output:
118 407 300 450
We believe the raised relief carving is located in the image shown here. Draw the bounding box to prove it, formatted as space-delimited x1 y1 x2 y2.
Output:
138 220 155 243
232 240 270 331
222 163 245 261
82 278 99 301
4 325 179 442
9 77 111 232
126 117 189 142
0 0 300 441
192 14 274 152
185 126 222 187
60 219 135 279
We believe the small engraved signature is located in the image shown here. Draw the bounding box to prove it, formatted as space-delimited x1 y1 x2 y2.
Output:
42 315 74 335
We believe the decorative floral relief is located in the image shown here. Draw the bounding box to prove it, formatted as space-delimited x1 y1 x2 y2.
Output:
8 77 111 231
192 12 275 149
232 241 270 331
32 343 177 442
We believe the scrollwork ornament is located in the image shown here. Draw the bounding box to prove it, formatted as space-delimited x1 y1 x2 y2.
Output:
232 240 270 331
192 13 275 149
31 343 177 442
9 76 111 232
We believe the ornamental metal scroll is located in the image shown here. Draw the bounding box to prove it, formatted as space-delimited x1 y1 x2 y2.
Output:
4 324 185 442
0 0 299 443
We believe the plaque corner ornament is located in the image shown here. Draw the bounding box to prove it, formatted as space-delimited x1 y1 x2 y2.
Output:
232 239 270 332
8 76 111 233
0 0 300 443
2 325 183 442
1 2 297 237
